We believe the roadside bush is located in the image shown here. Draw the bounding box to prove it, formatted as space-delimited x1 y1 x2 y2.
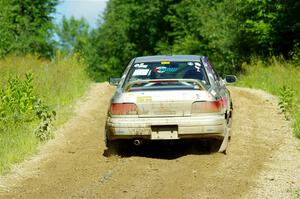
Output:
0 54 90 174
0 73 35 120
0 73 56 141
34 99 56 141
278 86 295 120
289 43 300 64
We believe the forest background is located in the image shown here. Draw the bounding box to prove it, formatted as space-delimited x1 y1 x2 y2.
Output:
1 0 300 79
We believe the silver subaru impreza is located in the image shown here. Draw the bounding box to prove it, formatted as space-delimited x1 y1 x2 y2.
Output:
105 55 236 153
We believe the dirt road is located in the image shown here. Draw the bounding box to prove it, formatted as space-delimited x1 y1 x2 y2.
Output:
0 83 299 199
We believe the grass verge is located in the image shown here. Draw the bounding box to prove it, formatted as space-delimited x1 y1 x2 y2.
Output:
0 53 90 174
237 57 300 139
238 57 300 199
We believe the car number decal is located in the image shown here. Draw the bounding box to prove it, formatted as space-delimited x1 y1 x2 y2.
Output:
136 96 152 103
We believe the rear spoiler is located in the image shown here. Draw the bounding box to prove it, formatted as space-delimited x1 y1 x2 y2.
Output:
124 79 206 92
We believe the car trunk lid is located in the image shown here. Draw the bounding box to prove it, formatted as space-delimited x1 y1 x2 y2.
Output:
133 90 211 117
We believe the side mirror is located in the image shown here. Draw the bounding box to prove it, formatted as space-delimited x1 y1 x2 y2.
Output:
109 77 121 86
224 75 237 84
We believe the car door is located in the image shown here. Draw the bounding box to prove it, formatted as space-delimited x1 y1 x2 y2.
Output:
202 57 231 113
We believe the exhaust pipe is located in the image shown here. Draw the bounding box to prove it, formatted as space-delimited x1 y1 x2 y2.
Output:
133 139 142 146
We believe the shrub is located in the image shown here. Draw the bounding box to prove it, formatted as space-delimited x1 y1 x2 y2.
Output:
0 73 36 121
278 86 295 120
0 54 90 174
0 72 56 141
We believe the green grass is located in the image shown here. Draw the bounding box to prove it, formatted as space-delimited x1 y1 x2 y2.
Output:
0 122 38 173
0 53 90 174
237 57 300 139
296 190 300 199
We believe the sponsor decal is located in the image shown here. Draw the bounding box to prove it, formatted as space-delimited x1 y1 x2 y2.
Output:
132 69 151 76
194 62 201 72
134 63 148 68
153 67 177 73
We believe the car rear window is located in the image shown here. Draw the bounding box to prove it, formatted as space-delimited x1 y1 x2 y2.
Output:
123 61 210 90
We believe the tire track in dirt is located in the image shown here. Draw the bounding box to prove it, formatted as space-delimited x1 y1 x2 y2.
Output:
0 84 299 199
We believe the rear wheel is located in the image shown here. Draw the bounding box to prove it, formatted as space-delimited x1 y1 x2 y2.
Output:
103 139 122 157
103 126 121 156
227 111 233 140
218 120 229 154
228 102 233 138
104 125 119 156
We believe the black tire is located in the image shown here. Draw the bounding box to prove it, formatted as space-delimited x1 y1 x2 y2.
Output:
104 139 131 157
103 139 119 157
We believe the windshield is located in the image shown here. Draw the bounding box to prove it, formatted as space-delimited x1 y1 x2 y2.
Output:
123 61 210 91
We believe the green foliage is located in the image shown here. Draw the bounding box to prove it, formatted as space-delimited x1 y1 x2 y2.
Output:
55 16 90 56
0 54 90 173
34 99 56 141
272 0 300 57
0 73 36 119
294 115 300 139
0 72 56 141
236 0 278 56
0 122 38 174
0 0 58 58
85 0 177 81
82 0 300 80
278 86 295 120
166 0 239 74
294 189 300 199
0 54 90 111
238 58 300 139
289 43 300 64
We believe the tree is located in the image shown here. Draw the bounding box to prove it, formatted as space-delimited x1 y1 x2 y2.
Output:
273 0 300 57
235 0 279 58
0 0 58 57
55 16 90 55
166 0 239 73
234 0 300 59
88 0 239 79
86 0 179 81
86 0 300 80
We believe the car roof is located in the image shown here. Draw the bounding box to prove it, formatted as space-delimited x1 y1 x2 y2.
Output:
134 55 205 63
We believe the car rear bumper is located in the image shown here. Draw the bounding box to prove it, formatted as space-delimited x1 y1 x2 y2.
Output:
106 115 226 140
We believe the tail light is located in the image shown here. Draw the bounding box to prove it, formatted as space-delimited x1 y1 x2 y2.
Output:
192 99 224 113
110 103 138 115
